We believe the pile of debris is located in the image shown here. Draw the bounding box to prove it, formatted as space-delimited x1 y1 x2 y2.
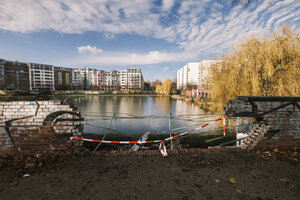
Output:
255 146 299 162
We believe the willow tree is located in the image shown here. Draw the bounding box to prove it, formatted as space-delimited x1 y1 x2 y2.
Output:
210 26 300 112
155 79 174 95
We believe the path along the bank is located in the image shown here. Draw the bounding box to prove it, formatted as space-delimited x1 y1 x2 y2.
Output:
0 149 299 200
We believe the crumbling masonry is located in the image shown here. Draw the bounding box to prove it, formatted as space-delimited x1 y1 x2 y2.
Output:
0 100 84 154
225 96 300 149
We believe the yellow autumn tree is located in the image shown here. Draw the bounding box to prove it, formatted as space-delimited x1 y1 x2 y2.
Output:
162 79 173 95
210 26 300 112
155 85 163 94
155 79 174 95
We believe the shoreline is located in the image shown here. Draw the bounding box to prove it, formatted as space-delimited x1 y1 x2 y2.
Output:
0 93 158 101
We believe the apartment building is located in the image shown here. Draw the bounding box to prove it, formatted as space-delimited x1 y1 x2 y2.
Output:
72 68 84 88
86 68 98 88
120 68 144 90
105 70 120 90
54 67 72 90
0 59 30 90
29 63 54 91
72 68 97 89
0 59 4 88
96 70 106 90
72 68 143 91
95 70 120 91
177 60 220 90
0 58 144 91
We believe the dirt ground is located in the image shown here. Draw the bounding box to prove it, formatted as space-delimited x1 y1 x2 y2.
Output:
0 150 299 200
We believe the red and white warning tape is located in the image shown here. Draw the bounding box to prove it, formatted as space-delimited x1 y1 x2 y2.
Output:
70 116 225 157
223 115 226 136
159 141 167 157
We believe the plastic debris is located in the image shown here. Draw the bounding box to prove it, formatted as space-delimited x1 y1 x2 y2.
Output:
230 178 236 183
236 189 243 194
280 178 289 183
256 146 299 162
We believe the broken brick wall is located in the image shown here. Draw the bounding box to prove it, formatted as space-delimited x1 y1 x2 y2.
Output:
225 97 300 148
0 100 84 155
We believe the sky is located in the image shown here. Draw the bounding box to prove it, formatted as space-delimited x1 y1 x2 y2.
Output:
0 0 299 81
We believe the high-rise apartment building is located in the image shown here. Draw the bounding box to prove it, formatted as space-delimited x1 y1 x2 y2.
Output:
0 59 30 90
96 70 106 90
72 68 97 89
95 70 120 91
105 70 120 90
86 68 98 88
72 68 84 88
0 59 4 88
120 68 144 90
29 63 54 91
54 67 73 90
177 60 220 90
72 68 143 91
0 58 144 91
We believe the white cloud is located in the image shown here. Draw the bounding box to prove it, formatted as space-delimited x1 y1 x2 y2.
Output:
64 50 190 66
77 45 103 54
162 67 169 71
0 0 299 66
104 33 116 40
162 0 175 12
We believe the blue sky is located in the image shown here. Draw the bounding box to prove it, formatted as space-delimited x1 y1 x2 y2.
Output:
0 0 299 81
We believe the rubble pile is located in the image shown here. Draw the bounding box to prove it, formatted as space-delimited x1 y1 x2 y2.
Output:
190 153 225 168
256 146 299 162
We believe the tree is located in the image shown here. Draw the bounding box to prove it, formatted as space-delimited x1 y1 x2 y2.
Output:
162 79 173 95
144 81 151 90
155 79 175 95
155 85 163 94
210 26 300 112
151 79 162 88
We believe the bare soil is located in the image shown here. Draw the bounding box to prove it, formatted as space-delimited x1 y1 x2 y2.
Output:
0 150 299 200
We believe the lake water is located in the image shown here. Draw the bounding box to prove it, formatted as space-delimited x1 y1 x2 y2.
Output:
74 96 218 135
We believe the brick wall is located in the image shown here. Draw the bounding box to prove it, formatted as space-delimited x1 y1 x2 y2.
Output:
225 96 300 148
0 100 84 155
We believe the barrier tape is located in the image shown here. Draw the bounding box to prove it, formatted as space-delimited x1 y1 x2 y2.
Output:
223 115 226 136
159 141 167 157
130 132 150 151
70 116 225 157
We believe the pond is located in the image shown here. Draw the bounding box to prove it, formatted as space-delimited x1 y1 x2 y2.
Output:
74 96 219 135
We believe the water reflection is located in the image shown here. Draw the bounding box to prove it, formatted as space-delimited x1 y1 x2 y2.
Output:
74 96 216 134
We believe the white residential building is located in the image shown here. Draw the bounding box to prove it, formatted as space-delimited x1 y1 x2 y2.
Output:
29 63 55 90
72 68 98 89
177 60 220 90
120 68 144 90
87 68 98 87
105 70 120 90
96 70 106 90
95 70 120 90
72 68 84 87
72 67 143 90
